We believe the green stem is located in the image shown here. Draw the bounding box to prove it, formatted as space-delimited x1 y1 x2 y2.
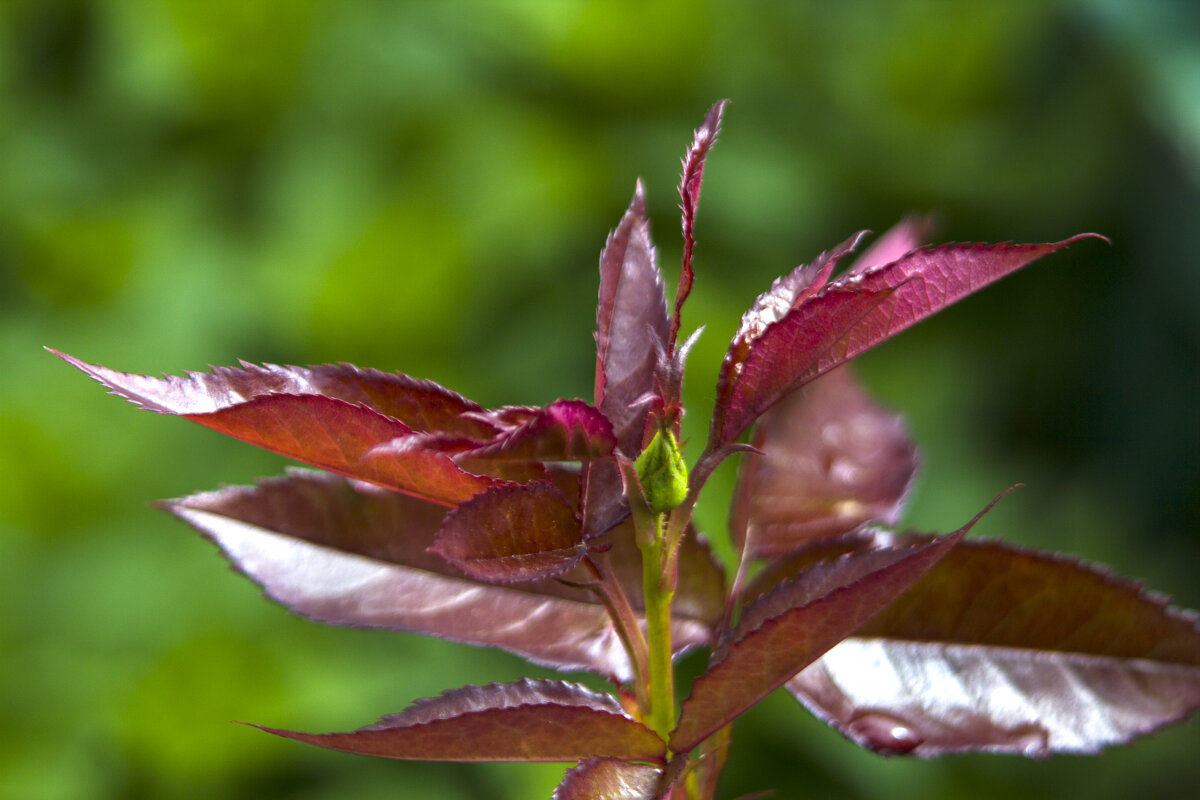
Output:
640 513 676 743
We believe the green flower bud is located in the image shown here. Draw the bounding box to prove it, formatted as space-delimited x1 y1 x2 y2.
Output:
634 427 689 514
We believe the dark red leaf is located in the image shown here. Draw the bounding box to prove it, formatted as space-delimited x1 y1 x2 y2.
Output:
671 530 964 753
553 758 662 800
787 539 1200 755
255 679 667 763
162 470 713 679
729 367 917 559
595 183 671 458
711 234 1102 445
462 399 617 462
673 100 728 347
56 352 498 506
430 483 585 583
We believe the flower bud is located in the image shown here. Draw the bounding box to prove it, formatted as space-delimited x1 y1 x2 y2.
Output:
634 427 689 514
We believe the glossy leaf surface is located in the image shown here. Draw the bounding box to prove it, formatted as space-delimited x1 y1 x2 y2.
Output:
553 758 661 800
430 482 585 583
787 539 1200 755
461 400 616 462
712 235 1099 444
162 470 713 679
56 352 498 505
673 99 727 344
672 531 962 753
595 183 670 458
729 367 917 558
256 679 667 763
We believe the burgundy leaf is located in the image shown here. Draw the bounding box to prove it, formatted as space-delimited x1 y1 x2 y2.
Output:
673 100 728 347
162 470 712 679
255 679 667 764
56 352 498 506
553 758 662 800
844 214 935 276
430 483 585 583
462 400 617 462
672 530 964 753
787 539 1200 756
595 182 671 458
51 350 496 436
729 367 917 559
711 234 1101 445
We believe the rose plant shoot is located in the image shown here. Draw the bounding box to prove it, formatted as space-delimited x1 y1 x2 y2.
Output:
55 102 1200 799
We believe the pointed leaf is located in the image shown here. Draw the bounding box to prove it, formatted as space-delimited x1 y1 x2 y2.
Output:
52 350 496 436
595 183 670 457
673 100 728 345
462 400 617 462
845 214 935 275
554 758 662 800
730 367 917 559
787 539 1200 755
162 470 712 679
430 483 585 583
256 679 667 763
56 352 498 505
711 234 1101 445
672 531 963 753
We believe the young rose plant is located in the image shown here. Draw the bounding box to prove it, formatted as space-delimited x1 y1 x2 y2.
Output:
56 102 1199 799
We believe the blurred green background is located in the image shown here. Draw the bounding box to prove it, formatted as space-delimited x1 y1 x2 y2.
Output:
2 0 1197 798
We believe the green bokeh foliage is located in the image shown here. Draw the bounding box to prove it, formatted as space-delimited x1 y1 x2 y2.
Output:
2 1 1196 798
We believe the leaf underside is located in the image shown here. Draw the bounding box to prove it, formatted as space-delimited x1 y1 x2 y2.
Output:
729 366 917 559
256 679 667 764
553 758 662 800
785 537 1200 756
162 469 716 680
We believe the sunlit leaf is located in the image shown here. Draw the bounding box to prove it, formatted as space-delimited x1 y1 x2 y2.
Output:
430 482 585 583
255 679 667 763
673 99 727 345
672 530 963 753
729 367 917 559
162 470 713 680
595 182 670 458
787 539 1200 755
56 352 498 505
462 400 617 462
553 758 662 800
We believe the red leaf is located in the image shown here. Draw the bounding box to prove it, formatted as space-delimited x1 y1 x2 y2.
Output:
462 400 617 462
844 214 935 275
671 530 964 753
162 470 713 679
255 679 667 763
787 539 1200 755
711 234 1101 445
673 100 728 346
430 483 585 583
56 352 498 506
595 183 671 458
729 367 917 559
554 758 662 800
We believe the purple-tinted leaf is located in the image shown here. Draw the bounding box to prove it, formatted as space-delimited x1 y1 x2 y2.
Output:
673 100 728 347
57 352 498 505
462 400 617 462
52 350 497 436
844 214 935 276
711 234 1101 445
256 679 667 764
595 183 671 458
787 539 1200 756
430 483 584 583
729 367 917 559
163 470 712 679
672 531 963 753
553 758 662 800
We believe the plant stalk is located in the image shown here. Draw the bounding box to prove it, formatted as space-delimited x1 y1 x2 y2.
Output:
640 513 676 744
